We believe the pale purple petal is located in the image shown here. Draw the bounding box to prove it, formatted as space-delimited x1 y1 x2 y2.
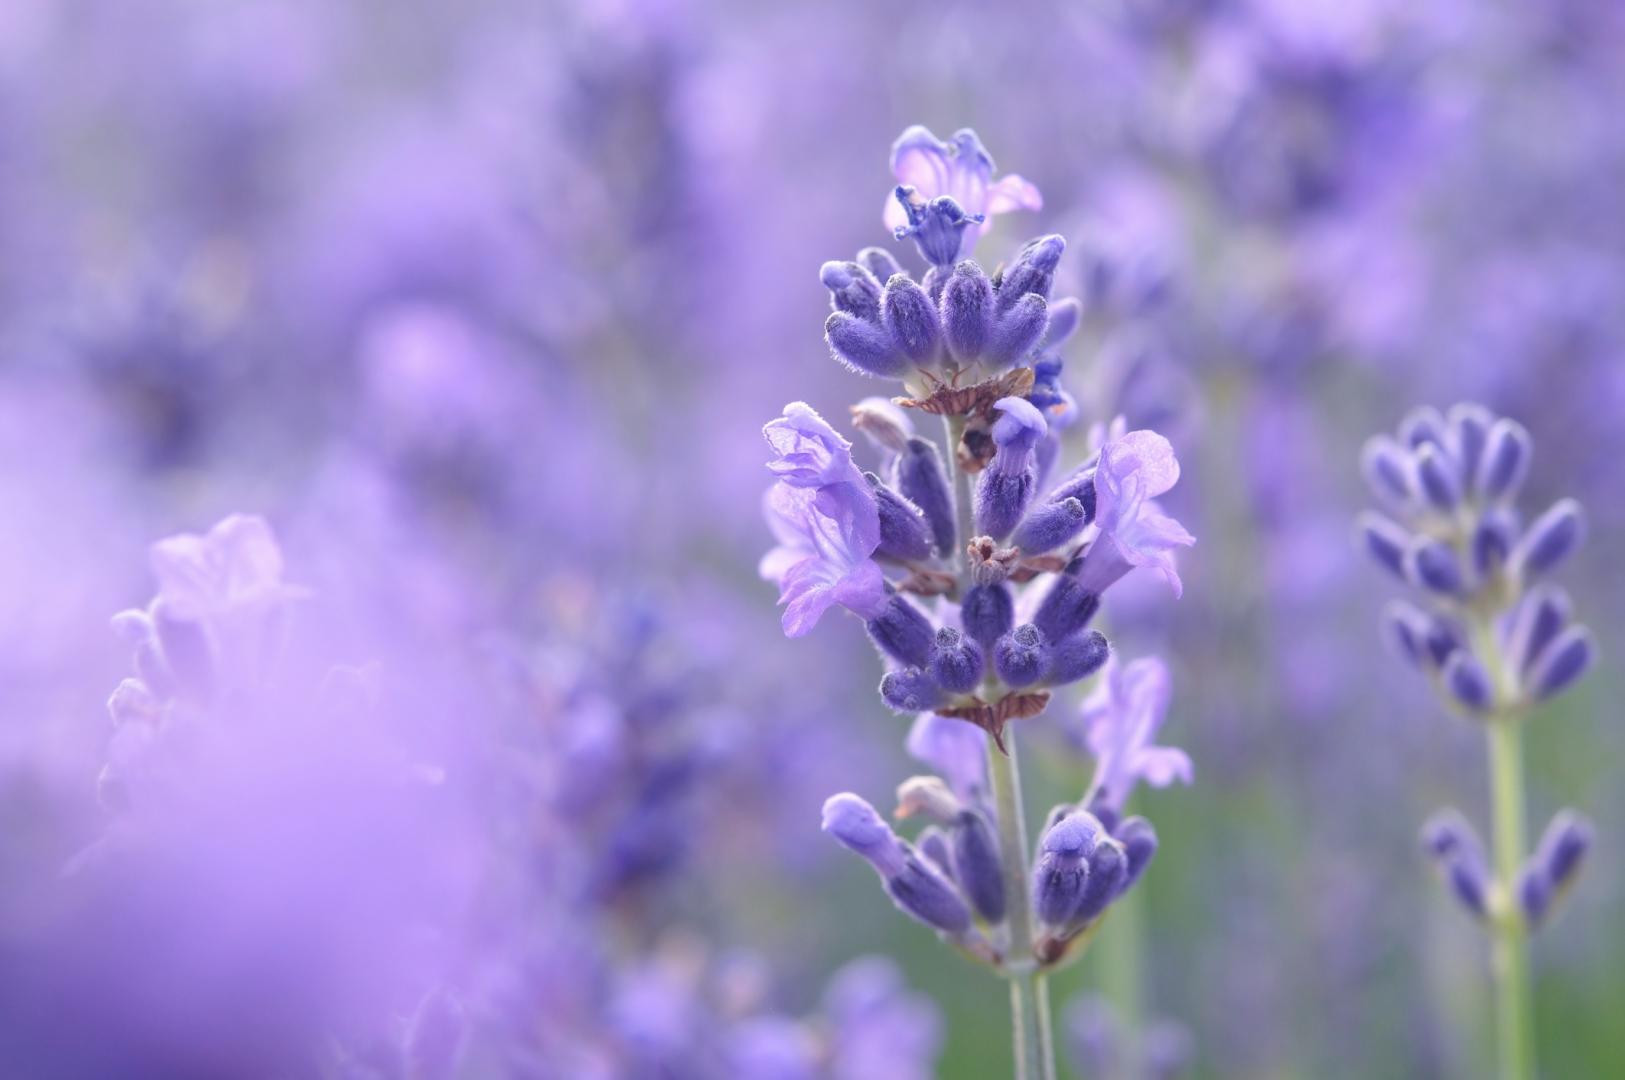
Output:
906 714 987 801
763 402 865 489
985 174 1043 217
1132 746 1194 789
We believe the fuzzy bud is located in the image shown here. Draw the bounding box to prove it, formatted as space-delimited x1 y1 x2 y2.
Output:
895 438 956 558
961 583 1014 648
994 624 1050 688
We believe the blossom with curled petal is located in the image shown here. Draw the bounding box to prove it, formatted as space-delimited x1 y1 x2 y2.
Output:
1076 430 1195 596
763 401 868 489
148 514 297 622
760 403 887 636
881 127 1042 249
1073 655 1192 814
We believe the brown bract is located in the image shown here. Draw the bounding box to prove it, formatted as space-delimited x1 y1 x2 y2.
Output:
893 366 1035 418
937 690 1052 753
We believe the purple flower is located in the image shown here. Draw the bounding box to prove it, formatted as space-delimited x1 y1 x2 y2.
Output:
1074 655 1193 815
1076 430 1195 597
881 127 1042 249
760 404 888 636
763 402 868 489
147 514 297 622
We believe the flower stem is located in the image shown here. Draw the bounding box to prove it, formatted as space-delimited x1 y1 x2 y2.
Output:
1486 716 1534 1080
1474 618 1535 1080
988 731 1055 1080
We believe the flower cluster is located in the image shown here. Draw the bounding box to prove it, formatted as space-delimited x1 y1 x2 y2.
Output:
761 126 1196 1009
1357 403 1595 929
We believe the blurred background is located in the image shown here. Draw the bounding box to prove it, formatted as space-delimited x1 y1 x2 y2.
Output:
0 0 1621 1077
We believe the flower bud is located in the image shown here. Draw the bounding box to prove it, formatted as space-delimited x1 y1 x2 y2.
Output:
822 794 972 935
952 808 1007 923
986 293 1048 368
917 825 956 879
941 262 994 364
1527 625 1593 702
1355 513 1411 580
1398 406 1448 450
825 311 908 378
1033 562 1100 643
851 397 914 457
1477 418 1532 499
1033 812 1101 926
1471 508 1517 579
1414 442 1462 511
1047 469 1097 517
1421 810 1488 919
960 583 1014 648
1360 435 1415 505
1114 816 1159 890
975 399 1046 540
1071 837 1129 923
1536 809 1593 889
895 776 962 822
1513 498 1585 579
929 627 985 694
867 474 934 562
1447 403 1492 480
886 851 974 936
879 668 944 714
1044 296 1083 347
866 595 936 667
996 234 1065 314
856 246 904 284
881 274 943 365
994 624 1050 688
1046 631 1110 687
895 437 955 558
820 260 883 320
1442 650 1494 713
1404 537 1464 595
1013 497 1090 555
1506 585 1571 675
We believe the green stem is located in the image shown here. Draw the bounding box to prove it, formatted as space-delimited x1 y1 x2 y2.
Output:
1487 717 1534 1080
1474 619 1535 1080
989 732 1055 1080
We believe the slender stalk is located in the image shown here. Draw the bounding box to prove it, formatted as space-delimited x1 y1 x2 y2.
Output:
989 733 1054 1080
1472 617 1535 1080
944 410 1057 1080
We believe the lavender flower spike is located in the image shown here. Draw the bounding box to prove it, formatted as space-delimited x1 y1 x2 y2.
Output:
1359 405 1600 1080
1074 430 1195 597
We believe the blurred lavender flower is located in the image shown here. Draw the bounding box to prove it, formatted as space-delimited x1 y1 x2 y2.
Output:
1359 404 1597 1077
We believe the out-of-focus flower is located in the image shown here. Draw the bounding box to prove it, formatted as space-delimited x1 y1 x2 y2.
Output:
1072 655 1194 816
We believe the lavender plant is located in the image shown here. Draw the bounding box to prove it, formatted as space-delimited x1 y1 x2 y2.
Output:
761 127 1196 1080
1358 404 1596 1080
